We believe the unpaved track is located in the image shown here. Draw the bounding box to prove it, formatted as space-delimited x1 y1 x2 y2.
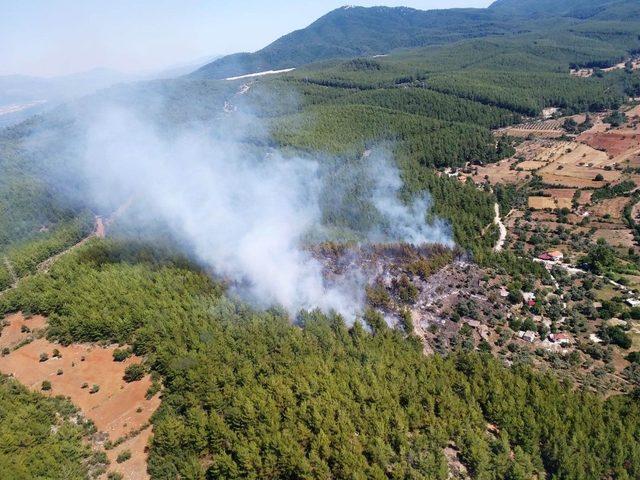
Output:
536 258 631 292
1 214 111 297
37 216 104 273
493 203 507 252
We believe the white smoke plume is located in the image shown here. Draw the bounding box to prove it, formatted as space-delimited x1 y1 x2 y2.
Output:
79 103 452 319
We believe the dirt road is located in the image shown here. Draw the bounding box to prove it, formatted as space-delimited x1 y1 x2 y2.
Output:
535 258 631 293
37 216 103 273
493 203 507 252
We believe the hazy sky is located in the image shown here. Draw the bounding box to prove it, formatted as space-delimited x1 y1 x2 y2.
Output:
1 1 492 77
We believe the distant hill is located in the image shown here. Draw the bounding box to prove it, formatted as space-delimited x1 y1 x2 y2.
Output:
189 6 519 79
0 58 221 128
191 1 640 80
152 54 222 79
0 68 135 128
0 68 129 105
488 0 634 18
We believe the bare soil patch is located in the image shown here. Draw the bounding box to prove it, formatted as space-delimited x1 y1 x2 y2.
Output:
592 229 635 248
0 315 160 480
625 174 640 189
578 190 593 205
513 141 617 187
538 142 613 169
528 196 571 210
544 188 576 199
625 104 640 118
590 197 630 220
530 211 557 222
95 217 106 238
579 131 640 158
540 173 607 189
106 427 154 480
0 338 160 437
472 159 529 184
0 312 47 350
518 160 546 171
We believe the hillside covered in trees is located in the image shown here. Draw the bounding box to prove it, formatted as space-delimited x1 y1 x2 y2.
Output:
1 240 640 479
191 0 640 79
2 0 640 478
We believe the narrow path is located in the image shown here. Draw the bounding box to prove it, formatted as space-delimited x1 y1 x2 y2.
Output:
0 215 106 297
0 199 133 297
493 203 507 252
37 216 103 273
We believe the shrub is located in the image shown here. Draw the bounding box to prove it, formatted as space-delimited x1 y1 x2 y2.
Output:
146 381 161 399
393 274 418 304
603 111 627 127
521 317 536 332
41 380 52 391
626 352 640 364
39 353 48 362
112 348 132 362
90 384 100 394
123 364 145 383
478 340 492 353
365 283 392 309
604 326 632 349
116 450 131 464
400 309 414 334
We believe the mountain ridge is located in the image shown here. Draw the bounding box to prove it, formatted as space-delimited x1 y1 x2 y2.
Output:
190 0 640 80
189 5 518 79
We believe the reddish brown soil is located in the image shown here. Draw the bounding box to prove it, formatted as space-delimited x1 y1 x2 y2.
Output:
0 312 47 350
0 313 160 480
106 427 154 480
579 132 640 158
0 338 160 437
578 190 593 205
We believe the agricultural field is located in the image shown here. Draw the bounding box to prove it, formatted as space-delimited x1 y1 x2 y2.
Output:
580 131 640 159
527 196 572 210
500 118 565 138
463 100 640 397
471 158 530 184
